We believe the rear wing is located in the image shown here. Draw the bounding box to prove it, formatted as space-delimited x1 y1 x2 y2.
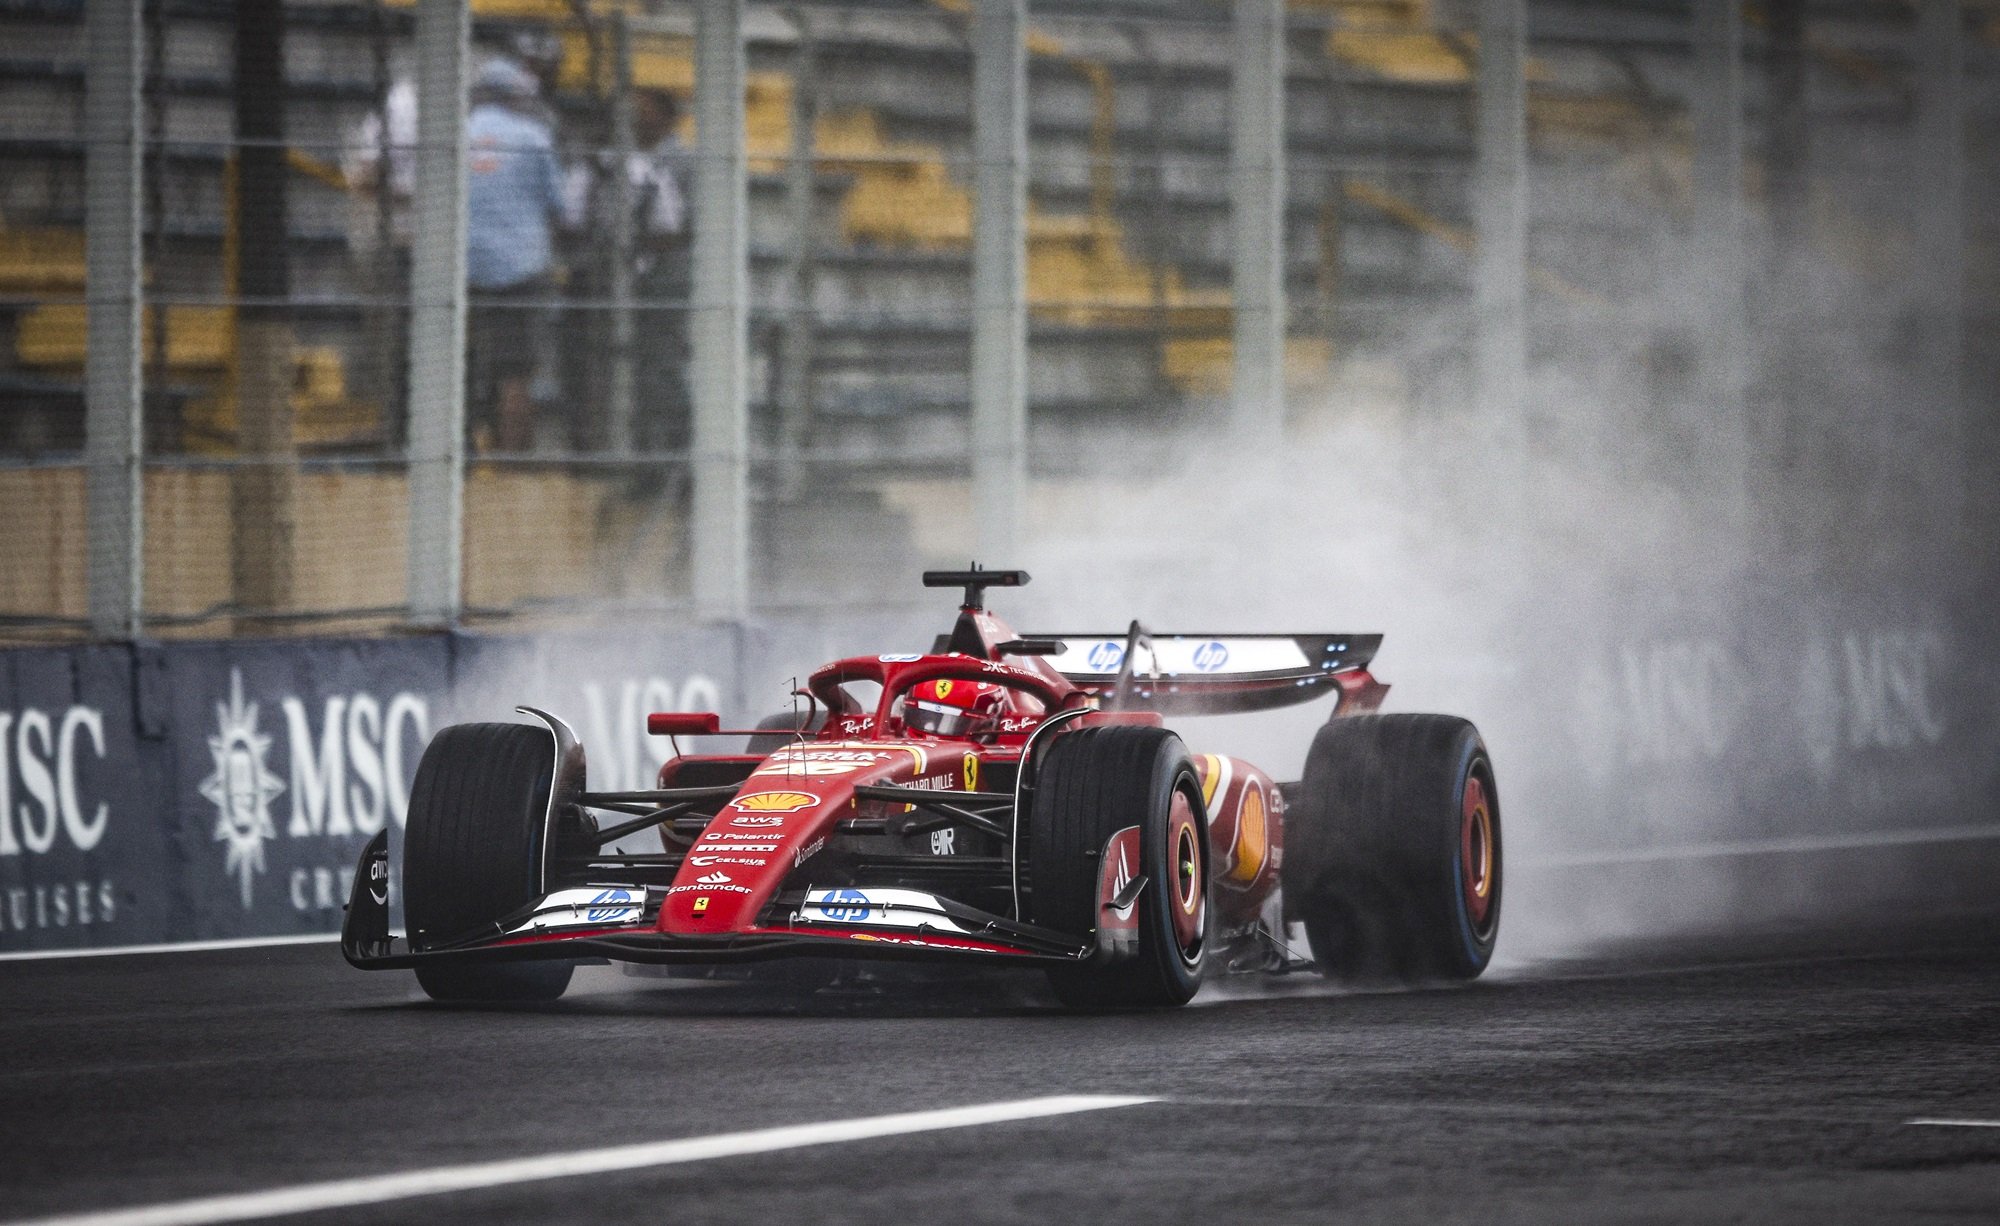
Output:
1028 628 1385 716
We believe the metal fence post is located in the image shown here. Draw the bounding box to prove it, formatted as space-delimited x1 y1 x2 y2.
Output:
606 12 638 456
775 10 820 502
1474 0 1527 460
84 0 144 639
1914 0 1965 521
1231 0 1286 441
405 0 469 626
691 0 749 621
1691 0 1747 527
971 0 1027 559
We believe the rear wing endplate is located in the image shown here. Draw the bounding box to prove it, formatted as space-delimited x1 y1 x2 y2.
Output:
1028 628 1383 716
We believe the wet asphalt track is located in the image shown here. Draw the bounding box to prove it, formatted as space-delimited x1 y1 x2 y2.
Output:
4 915 1999 1225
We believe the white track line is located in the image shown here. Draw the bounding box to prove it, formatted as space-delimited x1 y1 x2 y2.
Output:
0 934 339 965
1906 1118 2000 1129
4 1095 1158 1226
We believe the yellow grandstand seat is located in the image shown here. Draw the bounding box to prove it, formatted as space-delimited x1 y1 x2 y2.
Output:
0 229 87 292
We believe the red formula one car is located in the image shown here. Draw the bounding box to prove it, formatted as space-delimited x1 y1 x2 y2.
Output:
342 569 1502 1008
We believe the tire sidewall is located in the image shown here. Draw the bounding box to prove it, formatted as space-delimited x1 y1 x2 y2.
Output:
1137 744 1207 995
1441 729 1500 975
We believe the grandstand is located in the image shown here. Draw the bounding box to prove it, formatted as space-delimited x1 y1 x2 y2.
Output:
0 0 1993 632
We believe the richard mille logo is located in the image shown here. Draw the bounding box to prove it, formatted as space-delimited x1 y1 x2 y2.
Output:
199 670 285 908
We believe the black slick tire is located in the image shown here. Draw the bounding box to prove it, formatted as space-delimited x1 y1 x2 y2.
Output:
403 722 574 1003
1281 714 1501 984
1028 725 1208 1009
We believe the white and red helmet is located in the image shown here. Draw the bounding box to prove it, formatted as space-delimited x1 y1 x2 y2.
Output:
904 678 1006 740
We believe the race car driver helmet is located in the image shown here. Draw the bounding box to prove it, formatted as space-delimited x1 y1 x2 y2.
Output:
904 678 1005 740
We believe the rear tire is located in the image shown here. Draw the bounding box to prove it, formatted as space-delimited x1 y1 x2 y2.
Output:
1281 714 1500 984
744 708 826 755
404 722 574 1003
1028 726 1208 1009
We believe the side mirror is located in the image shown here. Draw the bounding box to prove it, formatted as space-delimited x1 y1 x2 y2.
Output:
646 712 721 736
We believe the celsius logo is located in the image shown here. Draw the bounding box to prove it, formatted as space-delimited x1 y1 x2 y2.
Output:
814 888 872 923
1193 641 1229 672
585 888 636 923
199 670 286 909
1087 641 1125 671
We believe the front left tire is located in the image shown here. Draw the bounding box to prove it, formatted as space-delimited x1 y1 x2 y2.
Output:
1027 725 1209 1009
403 722 574 1003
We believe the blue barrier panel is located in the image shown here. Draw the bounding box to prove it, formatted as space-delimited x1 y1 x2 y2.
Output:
3 606 1993 957
0 627 746 956
0 644 175 949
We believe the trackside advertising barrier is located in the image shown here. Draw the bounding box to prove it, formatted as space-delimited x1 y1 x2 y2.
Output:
0 629 744 953
0 603 1994 956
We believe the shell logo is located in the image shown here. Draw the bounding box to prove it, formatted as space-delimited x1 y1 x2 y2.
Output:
731 791 818 814
1224 785 1269 886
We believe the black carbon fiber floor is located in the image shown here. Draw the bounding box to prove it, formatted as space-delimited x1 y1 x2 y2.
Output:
3 915 1999 1224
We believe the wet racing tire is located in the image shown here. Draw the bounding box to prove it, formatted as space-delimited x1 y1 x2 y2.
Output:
404 722 574 1003
744 708 827 756
1028 726 1209 1009
1281 714 1500 984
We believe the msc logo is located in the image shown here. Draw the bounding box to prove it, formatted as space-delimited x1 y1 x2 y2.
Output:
197 668 430 911
1192 641 1229 672
1087 641 1124 671
200 672 286 909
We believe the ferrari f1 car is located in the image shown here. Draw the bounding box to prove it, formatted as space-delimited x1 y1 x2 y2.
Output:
342 568 1501 1008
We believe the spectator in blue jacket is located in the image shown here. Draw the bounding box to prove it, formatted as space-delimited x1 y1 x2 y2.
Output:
465 55 564 452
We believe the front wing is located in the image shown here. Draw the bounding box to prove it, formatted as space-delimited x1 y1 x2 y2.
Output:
339 831 1090 971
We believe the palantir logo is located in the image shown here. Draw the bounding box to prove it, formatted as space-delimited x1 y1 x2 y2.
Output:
1193 641 1229 672
1087 641 1125 671
199 670 286 909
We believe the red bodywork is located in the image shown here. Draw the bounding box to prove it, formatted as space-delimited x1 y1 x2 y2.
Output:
644 604 1373 949
341 590 1388 972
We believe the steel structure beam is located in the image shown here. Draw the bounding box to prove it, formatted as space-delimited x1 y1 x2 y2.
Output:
691 0 749 621
1691 0 1747 522
971 0 1028 557
1914 0 1965 516
606 12 638 455
405 0 470 626
1474 0 1528 455
1230 0 1286 440
84 0 144 638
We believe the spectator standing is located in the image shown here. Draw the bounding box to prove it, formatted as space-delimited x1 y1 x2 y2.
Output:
565 87 693 451
466 56 564 452
341 73 415 436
